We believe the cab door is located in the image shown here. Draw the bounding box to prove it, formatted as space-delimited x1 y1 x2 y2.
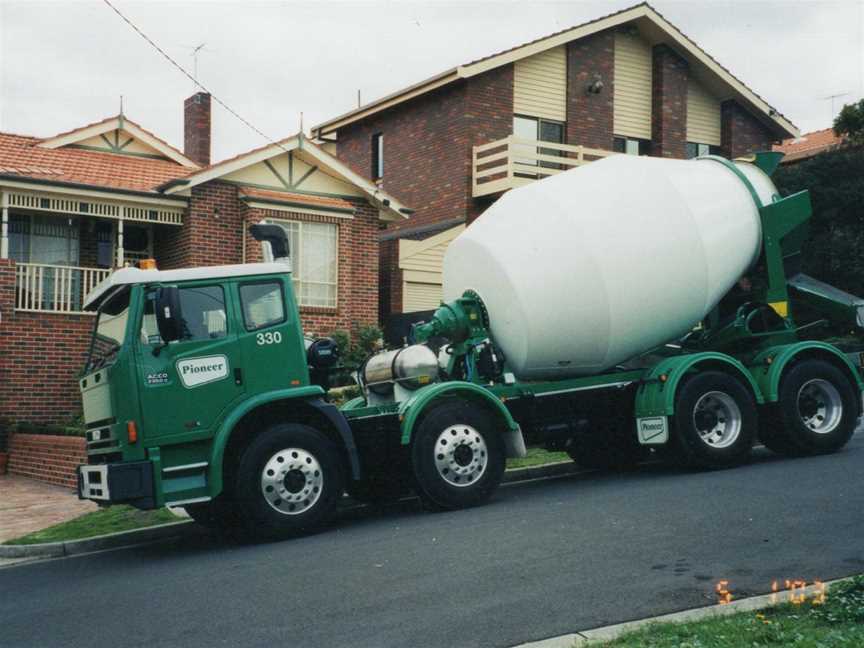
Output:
135 282 245 440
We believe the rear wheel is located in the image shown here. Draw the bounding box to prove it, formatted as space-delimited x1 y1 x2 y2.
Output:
233 423 344 540
671 371 757 469
760 360 858 456
411 400 505 510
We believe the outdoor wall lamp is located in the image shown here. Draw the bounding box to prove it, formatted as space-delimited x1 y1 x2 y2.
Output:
586 74 604 95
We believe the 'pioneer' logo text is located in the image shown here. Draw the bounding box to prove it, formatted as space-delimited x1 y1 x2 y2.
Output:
177 355 229 388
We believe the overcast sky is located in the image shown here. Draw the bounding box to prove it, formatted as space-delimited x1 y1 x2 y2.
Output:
1 0 862 162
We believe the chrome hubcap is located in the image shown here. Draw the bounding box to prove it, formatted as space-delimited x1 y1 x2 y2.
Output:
693 391 742 449
434 424 488 487
797 379 842 434
260 447 323 515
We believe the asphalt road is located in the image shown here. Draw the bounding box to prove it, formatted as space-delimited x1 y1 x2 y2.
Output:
2 436 863 648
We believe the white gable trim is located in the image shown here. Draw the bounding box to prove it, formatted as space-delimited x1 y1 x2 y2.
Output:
39 116 199 168
166 134 409 221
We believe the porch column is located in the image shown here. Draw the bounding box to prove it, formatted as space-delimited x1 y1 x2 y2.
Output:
1 192 8 259
117 217 125 267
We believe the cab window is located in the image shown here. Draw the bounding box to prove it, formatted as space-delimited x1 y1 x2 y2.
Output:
239 282 286 331
141 285 228 344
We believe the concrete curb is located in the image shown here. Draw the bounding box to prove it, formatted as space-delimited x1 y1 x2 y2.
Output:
513 576 856 648
503 460 584 484
0 461 584 560
0 520 198 559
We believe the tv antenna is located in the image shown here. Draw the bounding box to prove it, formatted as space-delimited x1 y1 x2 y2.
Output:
180 42 211 82
822 92 849 120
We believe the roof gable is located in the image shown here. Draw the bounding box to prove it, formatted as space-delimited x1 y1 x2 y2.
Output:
313 2 797 139
163 134 410 221
39 115 199 168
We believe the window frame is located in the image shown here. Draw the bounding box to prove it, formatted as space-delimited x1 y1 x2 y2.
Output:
139 283 229 347
264 218 339 310
613 136 650 156
238 280 288 332
371 132 384 180
685 142 722 159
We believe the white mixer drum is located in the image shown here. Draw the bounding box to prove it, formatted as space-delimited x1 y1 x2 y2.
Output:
443 154 773 380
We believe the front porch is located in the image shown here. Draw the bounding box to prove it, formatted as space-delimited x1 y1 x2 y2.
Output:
0 186 186 314
472 136 615 198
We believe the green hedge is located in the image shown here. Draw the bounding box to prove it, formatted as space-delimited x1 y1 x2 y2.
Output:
773 145 864 296
5 421 86 438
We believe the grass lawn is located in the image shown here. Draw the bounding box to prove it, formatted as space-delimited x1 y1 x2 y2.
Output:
3 505 181 545
506 446 570 470
601 576 864 648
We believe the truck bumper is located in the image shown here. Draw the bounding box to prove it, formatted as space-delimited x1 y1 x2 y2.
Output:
77 461 156 509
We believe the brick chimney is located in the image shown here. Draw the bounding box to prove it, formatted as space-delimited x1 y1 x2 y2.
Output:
184 92 211 166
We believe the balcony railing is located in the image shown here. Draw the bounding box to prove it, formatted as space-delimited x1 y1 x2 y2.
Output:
472 136 615 198
15 263 110 314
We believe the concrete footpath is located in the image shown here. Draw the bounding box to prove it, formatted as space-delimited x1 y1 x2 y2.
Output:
0 474 96 543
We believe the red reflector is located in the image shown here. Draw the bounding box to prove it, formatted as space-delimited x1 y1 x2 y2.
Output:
127 421 138 444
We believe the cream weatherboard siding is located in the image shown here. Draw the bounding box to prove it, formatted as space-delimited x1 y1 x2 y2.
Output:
399 225 465 313
686 79 722 145
513 46 567 122
613 31 652 140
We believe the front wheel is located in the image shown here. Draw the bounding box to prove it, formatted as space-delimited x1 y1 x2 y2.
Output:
671 371 757 469
760 360 858 456
233 423 344 540
411 400 505 510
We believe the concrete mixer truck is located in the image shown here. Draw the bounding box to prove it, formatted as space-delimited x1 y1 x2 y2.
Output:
76 151 864 539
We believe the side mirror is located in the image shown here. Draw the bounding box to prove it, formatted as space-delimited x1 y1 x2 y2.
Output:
155 286 183 343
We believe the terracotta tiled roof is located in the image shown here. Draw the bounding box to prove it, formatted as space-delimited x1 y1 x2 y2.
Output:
0 130 195 193
773 128 846 163
238 186 355 211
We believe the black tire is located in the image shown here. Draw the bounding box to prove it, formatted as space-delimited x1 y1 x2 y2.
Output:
233 423 344 540
671 371 757 469
411 400 505 510
760 360 858 457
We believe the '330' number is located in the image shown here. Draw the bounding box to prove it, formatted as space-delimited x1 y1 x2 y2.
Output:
256 331 282 345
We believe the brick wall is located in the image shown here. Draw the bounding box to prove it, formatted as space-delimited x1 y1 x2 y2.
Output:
379 238 402 318
155 181 244 270
721 100 777 158
651 44 689 159
7 433 85 489
0 260 92 425
567 30 616 151
243 200 380 337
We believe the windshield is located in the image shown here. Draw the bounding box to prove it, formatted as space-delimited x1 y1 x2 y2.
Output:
85 287 131 372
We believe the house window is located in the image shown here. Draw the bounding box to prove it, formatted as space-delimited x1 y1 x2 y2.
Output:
9 214 80 265
268 219 338 309
685 142 722 159
613 137 650 156
513 115 565 170
371 133 384 180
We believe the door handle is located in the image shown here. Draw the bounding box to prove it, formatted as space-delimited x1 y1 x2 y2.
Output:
234 368 243 385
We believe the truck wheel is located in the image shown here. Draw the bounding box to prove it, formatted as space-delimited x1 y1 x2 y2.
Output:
411 400 505 510
672 371 757 469
760 360 858 456
233 423 344 540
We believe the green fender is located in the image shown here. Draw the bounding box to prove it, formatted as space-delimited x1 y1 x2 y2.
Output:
748 341 864 403
397 381 519 445
340 396 367 411
207 385 325 495
634 352 764 418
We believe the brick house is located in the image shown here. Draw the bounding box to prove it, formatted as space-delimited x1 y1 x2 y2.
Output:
312 2 799 321
0 93 407 426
